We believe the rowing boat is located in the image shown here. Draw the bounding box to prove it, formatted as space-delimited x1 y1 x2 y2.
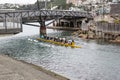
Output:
36 38 81 48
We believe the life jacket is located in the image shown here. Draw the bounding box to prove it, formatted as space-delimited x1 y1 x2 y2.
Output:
71 42 75 46
65 43 69 47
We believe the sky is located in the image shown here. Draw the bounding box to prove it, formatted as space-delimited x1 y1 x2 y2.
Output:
0 0 37 4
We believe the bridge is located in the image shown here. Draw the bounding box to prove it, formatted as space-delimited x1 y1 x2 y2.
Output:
0 10 93 35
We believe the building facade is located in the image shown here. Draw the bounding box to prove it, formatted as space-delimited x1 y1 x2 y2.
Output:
66 0 86 6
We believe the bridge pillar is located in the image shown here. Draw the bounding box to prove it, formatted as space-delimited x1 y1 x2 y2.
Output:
40 20 46 38
74 19 77 28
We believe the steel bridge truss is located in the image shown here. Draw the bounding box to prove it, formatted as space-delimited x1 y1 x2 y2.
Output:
0 10 92 33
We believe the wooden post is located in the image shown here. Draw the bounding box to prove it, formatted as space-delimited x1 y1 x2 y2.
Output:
20 12 23 32
13 13 15 28
74 19 77 28
16 17 18 29
4 13 7 32
59 19 61 26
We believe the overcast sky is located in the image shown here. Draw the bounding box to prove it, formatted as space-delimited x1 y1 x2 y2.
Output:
0 0 37 4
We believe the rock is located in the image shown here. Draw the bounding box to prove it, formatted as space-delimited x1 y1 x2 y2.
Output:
77 30 82 34
78 34 87 39
72 32 77 35
114 36 120 42
110 36 120 43
115 36 120 41
78 34 84 38
89 25 96 31
88 35 94 39
87 31 95 39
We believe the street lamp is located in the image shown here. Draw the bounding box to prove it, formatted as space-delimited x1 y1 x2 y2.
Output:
37 0 47 10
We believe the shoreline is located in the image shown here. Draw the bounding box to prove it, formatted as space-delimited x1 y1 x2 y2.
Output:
0 54 69 80
72 29 120 43
47 26 80 31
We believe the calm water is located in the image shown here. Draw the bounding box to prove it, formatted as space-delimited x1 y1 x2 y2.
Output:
0 25 120 80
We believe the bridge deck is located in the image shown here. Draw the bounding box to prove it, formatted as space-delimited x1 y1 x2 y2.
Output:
0 10 92 34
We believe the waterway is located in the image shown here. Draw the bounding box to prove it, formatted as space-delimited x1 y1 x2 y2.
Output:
0 24 120 80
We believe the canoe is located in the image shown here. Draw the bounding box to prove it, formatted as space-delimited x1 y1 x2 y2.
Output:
36 38 81 48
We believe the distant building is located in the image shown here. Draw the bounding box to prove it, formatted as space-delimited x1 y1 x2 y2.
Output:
110 3 120 16
66 0 77 6
66 0 87 6
113 0 120 3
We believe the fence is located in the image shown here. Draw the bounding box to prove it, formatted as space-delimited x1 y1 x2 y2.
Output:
0 15 22 34
96 22 120 39
96 22 120 34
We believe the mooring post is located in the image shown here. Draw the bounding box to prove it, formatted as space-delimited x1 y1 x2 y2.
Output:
74 19 77 28
20 12 23 32
58 19 61 26
40 19 46 38
4 13 7 32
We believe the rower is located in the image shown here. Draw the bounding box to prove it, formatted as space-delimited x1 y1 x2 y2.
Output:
68 40 72 45
65 40 69 47
41 35 44 38
50 37 53 40
56 37 59 42
46 36 49 40
53 38 56 41
44 35 47 39
71 40 75 46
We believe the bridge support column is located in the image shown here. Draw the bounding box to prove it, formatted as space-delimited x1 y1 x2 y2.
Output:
40 20 46 38
74 19 77 28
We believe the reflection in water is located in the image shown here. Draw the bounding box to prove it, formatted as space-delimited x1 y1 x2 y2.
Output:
0 26 120 80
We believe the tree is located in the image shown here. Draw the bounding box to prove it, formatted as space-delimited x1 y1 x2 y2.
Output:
52 0 67 9
66 3 74 9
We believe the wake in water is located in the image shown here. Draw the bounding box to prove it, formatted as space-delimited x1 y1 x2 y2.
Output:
27 38 55 48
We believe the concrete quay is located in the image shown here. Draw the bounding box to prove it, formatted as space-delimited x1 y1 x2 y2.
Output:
0 55 69 80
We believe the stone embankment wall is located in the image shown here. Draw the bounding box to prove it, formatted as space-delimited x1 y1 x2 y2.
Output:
73 21 120 43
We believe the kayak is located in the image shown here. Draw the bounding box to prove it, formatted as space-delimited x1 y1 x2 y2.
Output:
36 38 81 48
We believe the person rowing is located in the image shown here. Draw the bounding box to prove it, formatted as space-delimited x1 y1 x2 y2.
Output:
43 36 68 45
71 40 75 46
37 37 81 48
44 35 47 39
64 40 69 47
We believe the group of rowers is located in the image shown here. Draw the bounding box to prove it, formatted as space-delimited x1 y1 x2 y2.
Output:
41 35 75 46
